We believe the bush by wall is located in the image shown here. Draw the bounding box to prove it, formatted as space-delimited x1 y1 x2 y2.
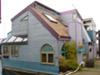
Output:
59 41 78 72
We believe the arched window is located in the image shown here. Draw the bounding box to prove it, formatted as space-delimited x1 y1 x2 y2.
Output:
41 44 54 64
61 44 68 59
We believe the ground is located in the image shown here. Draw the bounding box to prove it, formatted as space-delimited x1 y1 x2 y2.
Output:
72 60 100 75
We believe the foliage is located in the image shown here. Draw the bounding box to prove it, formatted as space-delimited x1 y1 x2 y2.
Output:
62 41 77 59
59 56 78 72
59 41 78 72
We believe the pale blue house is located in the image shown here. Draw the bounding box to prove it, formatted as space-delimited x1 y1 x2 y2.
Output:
1 1 96 75
1 1 70 75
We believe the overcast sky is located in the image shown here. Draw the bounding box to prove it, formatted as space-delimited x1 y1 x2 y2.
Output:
0 0 99 38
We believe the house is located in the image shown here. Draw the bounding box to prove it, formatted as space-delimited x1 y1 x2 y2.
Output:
1 1 96 75
97 30 100 57
60 9 92 63
1 1 70 75
83 18 96 60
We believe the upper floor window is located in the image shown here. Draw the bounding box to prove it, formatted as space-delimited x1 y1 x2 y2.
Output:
20 15 28 22
44 13 58 23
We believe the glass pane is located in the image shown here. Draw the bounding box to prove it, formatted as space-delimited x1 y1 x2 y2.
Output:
41 44 53 52
48 54 53 63
3 46 9 55
11 46 13 56
41 54 47 62
2 38 9 43
23 38 28 42
8 36 16 42
44 14 57 23
14 46 19 57
15 37 23 42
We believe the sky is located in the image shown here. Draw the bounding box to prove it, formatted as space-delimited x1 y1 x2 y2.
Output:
0 0 100 38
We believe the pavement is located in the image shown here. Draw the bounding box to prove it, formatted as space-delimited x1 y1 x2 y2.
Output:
72 60 100 75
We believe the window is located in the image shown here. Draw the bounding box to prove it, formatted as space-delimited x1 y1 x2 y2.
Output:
41 53 47 62
11 45 19 57
2 45 19 58
3 45 10 58
61 44 68 58
44 13 57 23
20 15 28 21
48 54 54 63
83 20 91 24
7 36 16 42
41 44 54 64
15 37 23 42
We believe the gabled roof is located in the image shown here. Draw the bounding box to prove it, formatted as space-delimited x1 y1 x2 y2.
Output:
11 1 70 40
61 9 83 20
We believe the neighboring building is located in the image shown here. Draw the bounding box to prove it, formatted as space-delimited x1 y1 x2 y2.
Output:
60 10 92 63
0 1 96 75
97 30 100 57
83 18 96 58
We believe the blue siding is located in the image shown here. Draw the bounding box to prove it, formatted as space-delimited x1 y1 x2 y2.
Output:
2 59 59 75
87 30 94 41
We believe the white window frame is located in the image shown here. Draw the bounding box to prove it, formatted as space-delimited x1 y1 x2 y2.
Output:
41 52 54 65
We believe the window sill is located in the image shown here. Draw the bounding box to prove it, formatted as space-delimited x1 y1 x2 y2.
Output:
41 62 55 65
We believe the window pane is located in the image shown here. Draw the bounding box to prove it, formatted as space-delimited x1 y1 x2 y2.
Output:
11 46 14 56
14 46 19 57
23 38 28 42
41 54 47 62
3 46 8 54
48 54 53 63
7 36 16 42
44 14 57 23
15 37 23 42
11 45 19 57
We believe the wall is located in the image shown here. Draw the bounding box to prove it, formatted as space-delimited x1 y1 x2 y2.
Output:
60 10 85 63
10 11 64 66
12 11 29 36
60 11 83 45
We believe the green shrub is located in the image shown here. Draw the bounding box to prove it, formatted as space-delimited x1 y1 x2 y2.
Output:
59 57 78 72
65 59 78 70
59 41 78 72
62 41 77 59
